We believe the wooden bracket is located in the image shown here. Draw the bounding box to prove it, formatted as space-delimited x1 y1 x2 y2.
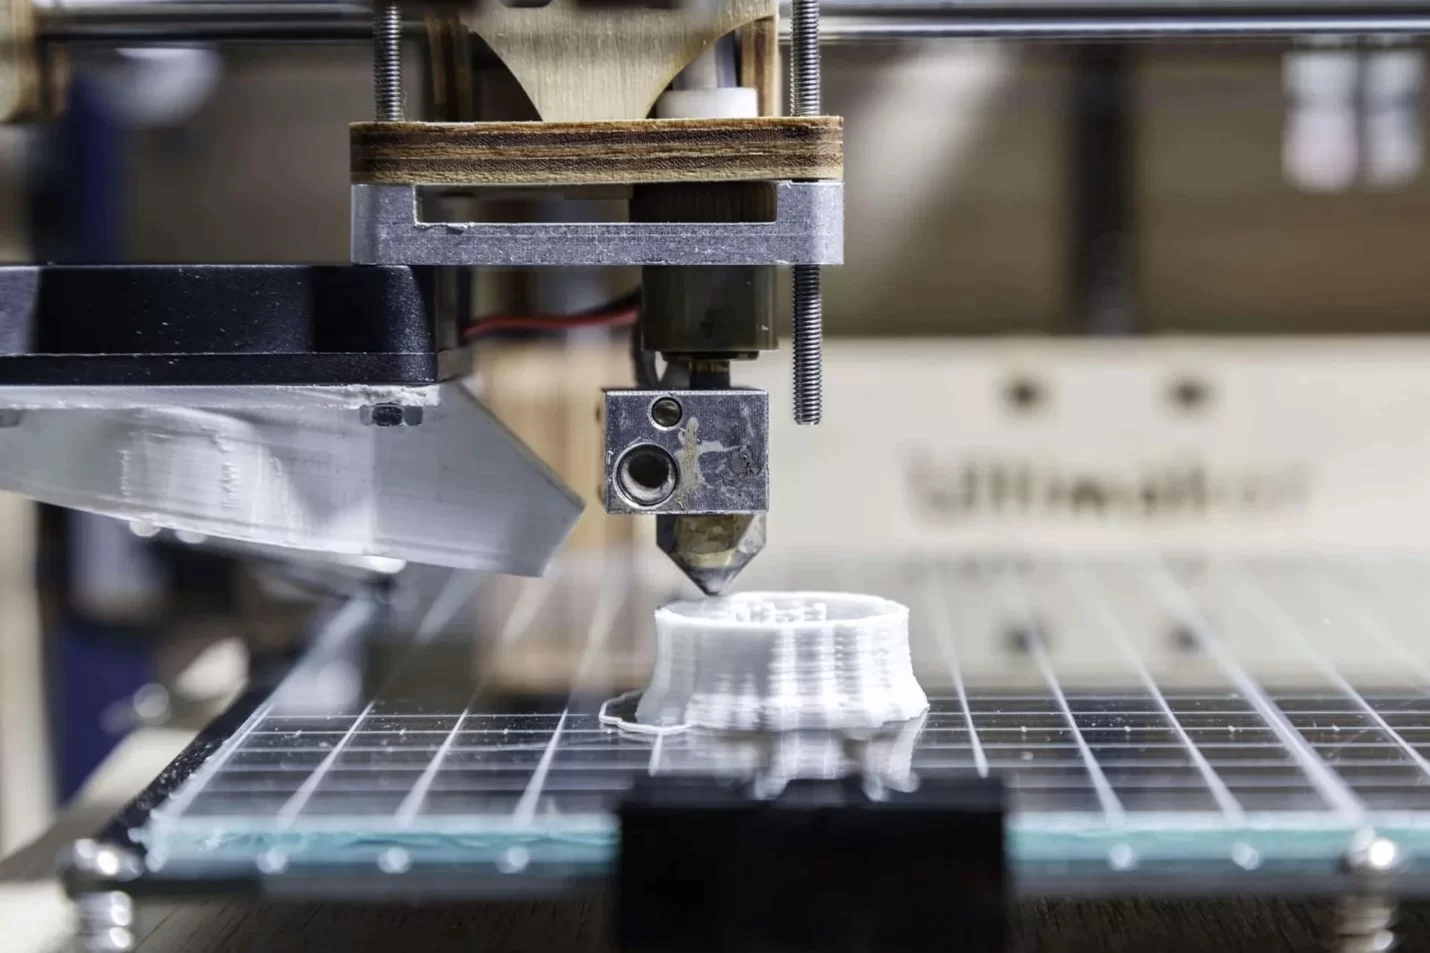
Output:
351 116 842 186
458 0 776 122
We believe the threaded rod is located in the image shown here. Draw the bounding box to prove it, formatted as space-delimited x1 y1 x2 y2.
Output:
791 264 823 424
373 4 402 121
790 0 820 116
790 0 823 424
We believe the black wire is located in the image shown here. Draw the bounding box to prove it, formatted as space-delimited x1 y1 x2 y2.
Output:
631 320 660 388
621 286 664 388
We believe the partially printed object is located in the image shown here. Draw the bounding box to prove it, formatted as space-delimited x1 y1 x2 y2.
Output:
635 591 929 731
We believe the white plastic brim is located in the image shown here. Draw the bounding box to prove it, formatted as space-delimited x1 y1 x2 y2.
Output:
636 591 929 732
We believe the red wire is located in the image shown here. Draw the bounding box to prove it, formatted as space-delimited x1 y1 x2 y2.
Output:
464 306 640 338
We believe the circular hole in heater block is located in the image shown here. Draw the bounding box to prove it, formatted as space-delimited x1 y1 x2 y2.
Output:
617 445 678 507
650 396 683 429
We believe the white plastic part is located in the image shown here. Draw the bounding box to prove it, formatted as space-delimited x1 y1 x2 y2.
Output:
654 87 759 119
636 592 929 732
658 39 756 121
673 44 724 90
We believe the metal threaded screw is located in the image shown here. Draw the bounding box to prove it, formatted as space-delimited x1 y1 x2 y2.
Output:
790 0 822 425
789 0 821 117
1338 836 1400 953
791 265 822 423
75 892 136 952
373 5 403 121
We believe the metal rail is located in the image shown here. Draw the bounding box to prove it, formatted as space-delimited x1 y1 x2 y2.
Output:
30 0 1430 43
815 12 1430 40
33 0 374 41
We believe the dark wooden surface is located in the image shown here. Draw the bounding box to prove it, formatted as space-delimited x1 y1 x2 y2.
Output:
350 117 843 186
9 803 1430 953
120 896 1430 952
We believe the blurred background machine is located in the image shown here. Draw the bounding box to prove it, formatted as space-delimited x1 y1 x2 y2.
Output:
11 2 1430 953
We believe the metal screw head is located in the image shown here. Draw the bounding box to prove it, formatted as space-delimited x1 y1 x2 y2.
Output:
371 404 403 426
93 844 123 877
496 845 531 873
363 403 422 427
1230 842 1262 870
256 849 288 874
69 840 141 882
1364 837 1401 873
378 847 411 874
1347 832 1402 875
1107 843 1138 871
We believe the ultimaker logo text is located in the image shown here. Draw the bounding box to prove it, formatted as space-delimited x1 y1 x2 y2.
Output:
908 454 1309 522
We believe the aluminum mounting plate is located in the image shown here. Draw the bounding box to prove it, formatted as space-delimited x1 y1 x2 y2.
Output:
350 181 844 267
0 382 583 576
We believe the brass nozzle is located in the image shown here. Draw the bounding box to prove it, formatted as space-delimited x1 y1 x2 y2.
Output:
657 513 766 596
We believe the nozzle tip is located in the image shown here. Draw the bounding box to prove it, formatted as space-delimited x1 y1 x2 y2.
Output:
657 513 766 598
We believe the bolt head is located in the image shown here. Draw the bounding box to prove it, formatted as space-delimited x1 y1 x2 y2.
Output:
69 840 141 882
1365 837 1400 872
1347 831 1402 875
364 403 422 427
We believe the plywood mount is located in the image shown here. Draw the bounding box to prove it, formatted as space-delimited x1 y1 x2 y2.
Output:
350 116 842 186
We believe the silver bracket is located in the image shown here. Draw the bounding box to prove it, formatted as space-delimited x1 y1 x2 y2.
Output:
350 181 844 267
0 382 582 576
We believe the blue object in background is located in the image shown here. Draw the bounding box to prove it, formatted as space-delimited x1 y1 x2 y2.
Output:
51 619 154 800
38 75 153 801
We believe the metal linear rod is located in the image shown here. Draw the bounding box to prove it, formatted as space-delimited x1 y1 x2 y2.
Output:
819 0 1430 10
33 0 374 41
812 12 1430 40
30 0 1430 43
